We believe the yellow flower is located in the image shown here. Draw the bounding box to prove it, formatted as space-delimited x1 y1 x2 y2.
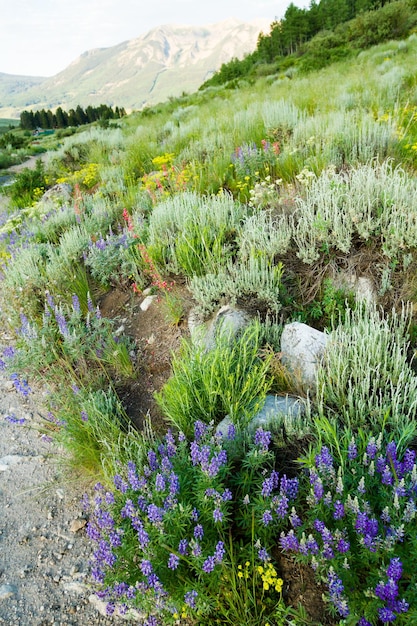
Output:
173 613 179 619
275 578 284 593
245 561 250 567
257 566 264 575
263 581 270 590
238 571 244 578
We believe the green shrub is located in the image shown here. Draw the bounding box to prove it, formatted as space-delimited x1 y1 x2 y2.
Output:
156 323 273 437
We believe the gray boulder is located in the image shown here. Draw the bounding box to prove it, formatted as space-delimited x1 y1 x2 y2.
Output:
188 305 251 350
280 322 328 391
216 393 308 437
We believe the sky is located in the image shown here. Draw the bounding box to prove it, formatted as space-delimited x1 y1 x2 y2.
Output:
0 0 306 77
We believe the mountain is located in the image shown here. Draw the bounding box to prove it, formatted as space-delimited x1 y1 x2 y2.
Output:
0 19 269 118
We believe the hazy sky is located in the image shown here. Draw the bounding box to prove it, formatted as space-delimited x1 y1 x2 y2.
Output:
1 0 306 77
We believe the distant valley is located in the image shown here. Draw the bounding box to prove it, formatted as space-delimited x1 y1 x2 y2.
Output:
0 19 269 118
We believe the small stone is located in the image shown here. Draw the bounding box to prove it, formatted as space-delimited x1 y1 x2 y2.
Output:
56 489 65 500
62 582 88 595
0 455 23 471
69 519 86 533
0 584 18 601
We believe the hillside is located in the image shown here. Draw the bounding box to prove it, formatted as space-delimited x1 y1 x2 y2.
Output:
2 27 417 625
0 19 268 118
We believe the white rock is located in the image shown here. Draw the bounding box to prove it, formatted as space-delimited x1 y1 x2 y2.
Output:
140 295 157 311
280 322 328 390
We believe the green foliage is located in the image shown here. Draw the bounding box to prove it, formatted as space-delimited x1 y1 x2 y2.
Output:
146 192 245 276
156 323 274 437
9 159 46 208
85 232 144 290
295 278 355 330
190 254 283 317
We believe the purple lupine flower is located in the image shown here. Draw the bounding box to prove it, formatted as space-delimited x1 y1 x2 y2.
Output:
337 538 350 553
202 556 216 573
147 450 159 471
178 539 188 555
334 500 345 520
315 446 334 471
402 449 416 473
213 508 223 523
167 553 179 570
194 524 204 540
140 559 153 576
381 465 394 486
168 472 180 495
275 495 289 518
387 557 403 581
190 441 200 465
137 527 150 549
127 461 142 490
81 410 88 422
194 420 207 441
87 294 94 312
262 476 274 497
207 450 227 477
109 529 123 548
191 541 202 557
289 508 301 527
97 510 115 530
113 474 128 493
54 310 69 337
258 547 269 562
5 414 25 425
222 489 233 501
161 455 173 472
358 619 372 626
72 294 81 314
214 541 225 563
306 535 319 554
199 445 211 467
366 438 378 459
120 499 136 519
184 590 198 609
254 427 271 451
191 508 199 521
378 607 396 623
327 568 349 618
280 530 299 551
262 510 273 526
280 475 298 499
227 423 236 440
147 504 163 523
313 478 324 502
155 473 166 492
322 543 335 559
348 439 358 460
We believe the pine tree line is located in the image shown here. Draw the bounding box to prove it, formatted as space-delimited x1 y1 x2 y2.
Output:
20 104 126 131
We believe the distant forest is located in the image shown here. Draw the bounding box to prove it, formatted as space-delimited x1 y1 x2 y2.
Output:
20 104 126 131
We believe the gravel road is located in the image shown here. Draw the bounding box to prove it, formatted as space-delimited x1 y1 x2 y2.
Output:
0 365 119 625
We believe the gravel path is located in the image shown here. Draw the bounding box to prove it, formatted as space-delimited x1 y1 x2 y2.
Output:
0 366 118 625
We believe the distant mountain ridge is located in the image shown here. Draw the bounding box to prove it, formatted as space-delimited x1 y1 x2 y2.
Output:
0 19 269 118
